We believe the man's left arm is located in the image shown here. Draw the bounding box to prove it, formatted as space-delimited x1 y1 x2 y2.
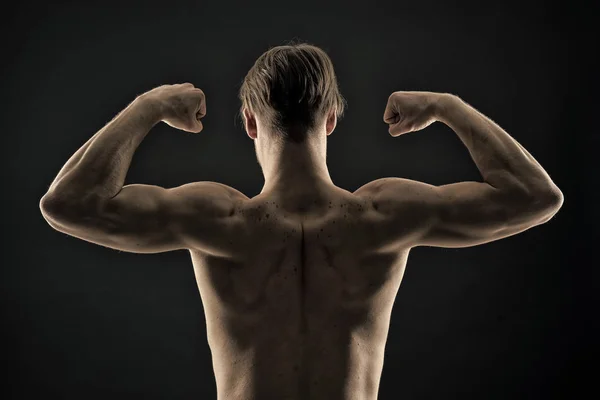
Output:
40 83 246 255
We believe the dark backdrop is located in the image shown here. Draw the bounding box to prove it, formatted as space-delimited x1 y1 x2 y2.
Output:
2 0 596 399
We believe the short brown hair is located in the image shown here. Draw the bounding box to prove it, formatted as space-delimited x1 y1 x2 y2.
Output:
239 40 347 143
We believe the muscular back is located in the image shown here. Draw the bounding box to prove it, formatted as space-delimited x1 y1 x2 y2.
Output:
190 185 410 400
42 172 559 400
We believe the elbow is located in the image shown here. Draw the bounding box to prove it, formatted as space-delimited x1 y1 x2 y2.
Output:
538 185 564 212
549 186 564 210
40 193 77 226
40 194 65 225
528 185 564 222
40 192 101 228
40 194 57 217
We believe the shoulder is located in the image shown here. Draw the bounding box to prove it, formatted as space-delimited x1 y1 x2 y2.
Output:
351 178 441 249
169 181 250 217
175 181 248 199
169 182 251 256
353 177 439 215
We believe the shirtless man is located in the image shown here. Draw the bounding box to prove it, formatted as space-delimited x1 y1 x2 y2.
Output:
39 43 563 399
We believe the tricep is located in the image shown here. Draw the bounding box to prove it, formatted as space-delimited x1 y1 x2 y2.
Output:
355 177 563 249
40 181 247 254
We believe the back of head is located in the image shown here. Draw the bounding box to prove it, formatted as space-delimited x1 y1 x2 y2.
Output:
239 40 347 143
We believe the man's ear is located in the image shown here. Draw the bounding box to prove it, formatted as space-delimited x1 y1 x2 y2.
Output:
325 110 337 136
243 108 257 139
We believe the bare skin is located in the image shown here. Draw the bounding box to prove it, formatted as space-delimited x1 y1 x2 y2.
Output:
40 84 563 399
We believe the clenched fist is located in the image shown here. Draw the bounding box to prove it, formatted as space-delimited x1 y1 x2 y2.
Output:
383 91 445 137
142 83 206 133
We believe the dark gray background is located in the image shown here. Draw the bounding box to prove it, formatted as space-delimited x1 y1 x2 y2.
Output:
2 0 596 399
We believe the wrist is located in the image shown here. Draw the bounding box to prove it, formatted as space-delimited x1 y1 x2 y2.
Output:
134 93 164 125
431 93 460 122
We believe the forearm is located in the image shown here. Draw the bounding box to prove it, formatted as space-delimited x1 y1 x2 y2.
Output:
44 95 161 203
50 128 106 185
434 94 561 195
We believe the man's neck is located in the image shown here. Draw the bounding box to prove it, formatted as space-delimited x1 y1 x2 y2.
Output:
260 138 334 196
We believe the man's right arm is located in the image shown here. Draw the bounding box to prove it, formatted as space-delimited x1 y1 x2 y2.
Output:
355 93 564 248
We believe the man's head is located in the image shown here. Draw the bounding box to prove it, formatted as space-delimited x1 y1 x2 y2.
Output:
239 41 346 146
